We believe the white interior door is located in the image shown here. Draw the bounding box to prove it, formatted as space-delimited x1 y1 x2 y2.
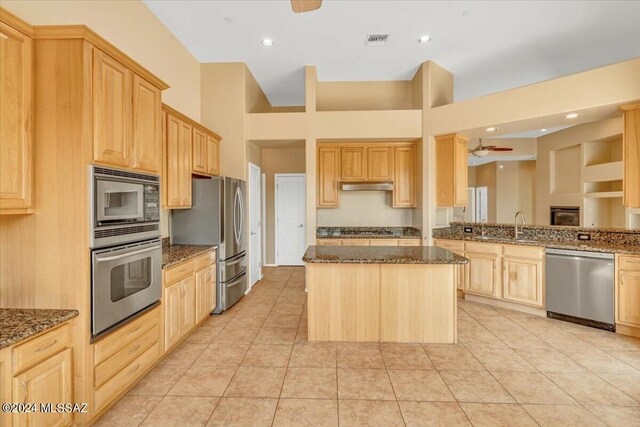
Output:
248 163 262 288
476 186 488 222
276 174 306 266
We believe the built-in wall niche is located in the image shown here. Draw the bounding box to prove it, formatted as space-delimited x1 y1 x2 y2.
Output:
583 197 626 228
584 180 623 197
583 134 623 167
551 144 581 194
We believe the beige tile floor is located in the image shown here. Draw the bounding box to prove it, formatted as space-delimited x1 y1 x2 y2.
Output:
96 266 640 426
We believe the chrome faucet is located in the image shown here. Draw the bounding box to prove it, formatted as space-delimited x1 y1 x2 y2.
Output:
515 211 526 239
481 219 487 237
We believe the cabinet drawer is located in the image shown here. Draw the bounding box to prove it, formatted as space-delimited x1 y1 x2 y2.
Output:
94 343 160 411
94 307 159 365
370 239 398 246
618 255 640 271
503 244 544 260
341 239 370 246
398 239 421 247
317 239 339 246
13 324 70 374
434 239 464 252
94 325 159 388
464 241 502 255
195 250 216 270
164 259 195 285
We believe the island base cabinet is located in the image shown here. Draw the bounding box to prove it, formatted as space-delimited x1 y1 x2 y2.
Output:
306 263 457 343
380 265 456 343
307 264 380 342
12 349 73 427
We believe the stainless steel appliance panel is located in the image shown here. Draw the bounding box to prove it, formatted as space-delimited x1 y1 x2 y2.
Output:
222 272 247 311
545 248 615 326
91 238 162 337
220 251 247 283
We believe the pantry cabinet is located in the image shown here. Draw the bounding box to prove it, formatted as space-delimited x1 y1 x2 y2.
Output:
0 11 33 214
435 133 469 207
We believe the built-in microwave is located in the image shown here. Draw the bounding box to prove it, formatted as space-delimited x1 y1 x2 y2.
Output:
90 166 161 248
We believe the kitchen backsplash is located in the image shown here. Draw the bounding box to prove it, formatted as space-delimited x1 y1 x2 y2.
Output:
433 222 640 246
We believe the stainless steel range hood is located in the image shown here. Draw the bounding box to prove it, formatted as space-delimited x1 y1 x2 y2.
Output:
340 181 394 191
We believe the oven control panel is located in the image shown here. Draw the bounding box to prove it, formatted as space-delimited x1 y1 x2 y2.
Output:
144 184 160 221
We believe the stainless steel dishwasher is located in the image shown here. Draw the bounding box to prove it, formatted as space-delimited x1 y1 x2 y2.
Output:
545 248 615 331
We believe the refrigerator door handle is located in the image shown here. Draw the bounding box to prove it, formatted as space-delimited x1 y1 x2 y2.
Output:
233 187 240 245
238 187 244 245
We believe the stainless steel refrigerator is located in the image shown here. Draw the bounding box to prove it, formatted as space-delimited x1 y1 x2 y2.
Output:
171 177 247 313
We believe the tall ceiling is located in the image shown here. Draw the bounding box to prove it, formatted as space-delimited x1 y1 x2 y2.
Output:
144 0 640 106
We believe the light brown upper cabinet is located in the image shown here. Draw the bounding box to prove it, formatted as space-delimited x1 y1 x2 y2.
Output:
92 44 165 174
0 12 33 214
207 134 220 176
621 102 640 208
317 146 340 207
436 133 469 207
192 127 208 174
393 144 416 207
93 50 133 169
164 113 192 209
367 146 393 181
132 75 162 173
317 142 416 208
341 146 366 181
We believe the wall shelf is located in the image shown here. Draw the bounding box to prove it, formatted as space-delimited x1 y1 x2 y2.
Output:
584 191 624 198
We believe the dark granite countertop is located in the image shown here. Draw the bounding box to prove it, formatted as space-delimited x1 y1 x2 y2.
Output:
317 226 422 240
434 234 640 255
303 245 468 264
0 309 79 349
162 243 217 269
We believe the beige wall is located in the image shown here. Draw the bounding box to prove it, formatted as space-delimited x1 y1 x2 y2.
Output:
316 81 414 111
2 0 201 120
317 192 414 227
495 161 536 224
247 142 262 167
261 147 306 264
475 163 498 222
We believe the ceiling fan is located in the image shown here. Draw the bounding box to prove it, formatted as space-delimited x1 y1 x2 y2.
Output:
291 0 322 13
468 139 514 158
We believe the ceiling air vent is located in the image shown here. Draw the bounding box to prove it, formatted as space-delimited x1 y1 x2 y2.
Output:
365 34 389 46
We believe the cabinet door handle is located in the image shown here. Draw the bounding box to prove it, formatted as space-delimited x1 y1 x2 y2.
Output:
128 325 142 335
35 339 58 352
127 363 141 376
128 344 141 356
21 380 27 403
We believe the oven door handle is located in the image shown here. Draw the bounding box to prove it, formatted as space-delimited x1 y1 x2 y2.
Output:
95 245 161 262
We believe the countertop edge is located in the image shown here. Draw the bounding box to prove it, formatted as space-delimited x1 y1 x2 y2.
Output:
433 236 640 255
162 245 218 269
0 309 79 349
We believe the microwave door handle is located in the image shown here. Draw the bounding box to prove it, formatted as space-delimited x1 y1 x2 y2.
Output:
104 193 110 208
95 245 161 262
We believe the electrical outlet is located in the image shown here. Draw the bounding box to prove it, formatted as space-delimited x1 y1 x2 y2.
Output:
577 233 591 241
464 227 473 233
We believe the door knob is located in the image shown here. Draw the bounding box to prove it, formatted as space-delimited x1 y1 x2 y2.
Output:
297 224 304 228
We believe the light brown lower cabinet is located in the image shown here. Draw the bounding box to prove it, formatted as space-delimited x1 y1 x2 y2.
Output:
0 322 75 427
436 240 546 309
464 242 502 299
163 250 216 351
434 240 465 291
616 255 640 334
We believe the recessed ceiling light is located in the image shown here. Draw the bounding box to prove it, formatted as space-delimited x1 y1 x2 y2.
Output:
565 113 580 119
261 38 274 47
486 127 498 132
223 16 234 23
540 128 547 132
418 35 431 44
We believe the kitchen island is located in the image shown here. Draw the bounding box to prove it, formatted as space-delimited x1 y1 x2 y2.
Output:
302 245 468 344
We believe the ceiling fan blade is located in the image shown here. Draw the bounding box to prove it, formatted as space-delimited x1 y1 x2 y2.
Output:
490 147 514 151
291 0 322 13
483 146 497 150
